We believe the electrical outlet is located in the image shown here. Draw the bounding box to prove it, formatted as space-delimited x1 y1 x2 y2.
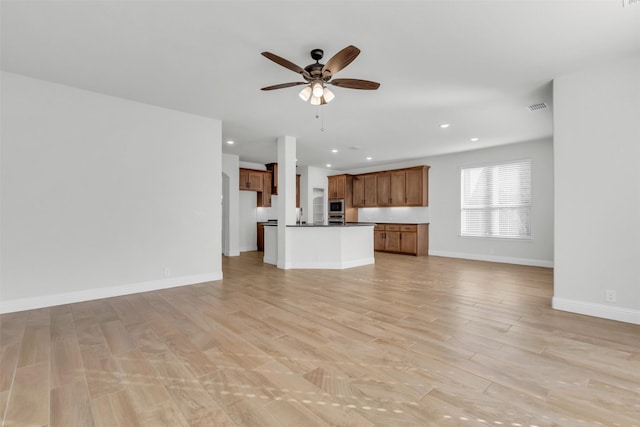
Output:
606 289 616 303
164 267 171 277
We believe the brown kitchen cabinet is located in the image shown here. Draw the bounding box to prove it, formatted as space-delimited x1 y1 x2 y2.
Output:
296 174 301 208
257 171 272 207
376 170 407 206
257 223 264 251
383 224 401 252
353 173 377 207
239 168 264 192
374 224 386 251
328 174 348 200
265 163 278 194
374 223 429 256
404 166 429 206
374 166 428 207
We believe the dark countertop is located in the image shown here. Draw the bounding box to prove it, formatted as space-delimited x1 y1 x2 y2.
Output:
262 221 427 227
286 223 375 227
368 222 430 225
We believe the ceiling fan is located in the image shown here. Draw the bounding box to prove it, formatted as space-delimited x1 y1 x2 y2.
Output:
260 45 380 105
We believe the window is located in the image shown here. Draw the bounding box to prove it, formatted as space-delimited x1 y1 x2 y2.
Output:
461 160 531 239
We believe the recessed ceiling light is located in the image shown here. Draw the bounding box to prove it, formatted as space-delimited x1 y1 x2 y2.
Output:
331 149 338 153
326 164 332 168
470 137 479 142
366 156 372 160
439 123 450 128
226 140 234 145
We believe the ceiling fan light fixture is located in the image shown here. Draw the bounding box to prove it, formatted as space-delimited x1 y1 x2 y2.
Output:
299 86 312 101
311 81 324 98
261 46 379 105
322 87 335 103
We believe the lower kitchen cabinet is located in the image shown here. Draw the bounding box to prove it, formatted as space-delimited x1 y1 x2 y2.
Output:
374 223 429 256
257 223 264 251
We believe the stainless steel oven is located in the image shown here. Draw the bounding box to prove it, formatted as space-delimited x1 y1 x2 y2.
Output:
328 214 345 224
328 199 344 215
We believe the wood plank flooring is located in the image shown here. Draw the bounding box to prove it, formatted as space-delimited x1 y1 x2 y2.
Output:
1 252 639 426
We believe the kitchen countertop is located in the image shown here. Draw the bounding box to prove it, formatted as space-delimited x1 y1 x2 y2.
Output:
262 222 427 226
367 221 430 224
286 223 375 227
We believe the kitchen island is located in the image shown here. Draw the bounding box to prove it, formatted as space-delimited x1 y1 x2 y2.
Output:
263 223 375 269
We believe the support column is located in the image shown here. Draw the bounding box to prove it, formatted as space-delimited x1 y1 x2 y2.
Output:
277 136 296 269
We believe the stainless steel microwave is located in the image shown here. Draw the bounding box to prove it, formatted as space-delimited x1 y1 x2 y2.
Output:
328 199 345 214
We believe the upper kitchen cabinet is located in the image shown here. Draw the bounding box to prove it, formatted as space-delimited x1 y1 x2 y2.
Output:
257 171 272 207
239 168 264 192
377 166 429 207
353 173 377 207
327 174 347 200
404 166 429 206
265 163 278 194
377 170 406 207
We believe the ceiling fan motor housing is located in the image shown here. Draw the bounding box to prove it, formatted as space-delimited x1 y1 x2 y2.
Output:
310 49 324 61
305 49 325 79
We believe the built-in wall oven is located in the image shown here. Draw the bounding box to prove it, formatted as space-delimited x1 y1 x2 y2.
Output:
328 199 344 215
328 199 345 224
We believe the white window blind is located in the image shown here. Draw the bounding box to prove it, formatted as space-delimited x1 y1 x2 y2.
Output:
461 160 532 239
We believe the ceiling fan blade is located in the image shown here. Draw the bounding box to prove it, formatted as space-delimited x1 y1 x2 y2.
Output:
321 45 360 77
261 52 311 80
330 78 380 90
261 82 308 91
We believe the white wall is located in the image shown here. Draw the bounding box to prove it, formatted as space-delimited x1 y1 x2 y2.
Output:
1 72 222 313
553 57 640 324
346 138 555 267
299 165 336 224
222 153 240 256
239 191 258 251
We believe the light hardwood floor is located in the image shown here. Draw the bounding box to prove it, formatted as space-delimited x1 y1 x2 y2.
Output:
1 252 639 426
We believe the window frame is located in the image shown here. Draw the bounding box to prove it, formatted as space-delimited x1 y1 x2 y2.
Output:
459 159 533 240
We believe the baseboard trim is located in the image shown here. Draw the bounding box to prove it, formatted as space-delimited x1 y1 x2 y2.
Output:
428 250 553 268
287 257 375 270
0 272 223 314
263 255 277 265
552 297 640 325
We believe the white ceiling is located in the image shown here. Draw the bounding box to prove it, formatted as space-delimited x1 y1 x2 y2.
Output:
2 1 639 170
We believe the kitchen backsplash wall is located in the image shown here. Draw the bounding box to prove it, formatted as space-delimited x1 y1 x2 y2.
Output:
257 195 305 223
257 196 429 224
358 207 430 224
256 195 277 222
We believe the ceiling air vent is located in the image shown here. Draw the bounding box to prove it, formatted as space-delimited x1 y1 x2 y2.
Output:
527 102 548 111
